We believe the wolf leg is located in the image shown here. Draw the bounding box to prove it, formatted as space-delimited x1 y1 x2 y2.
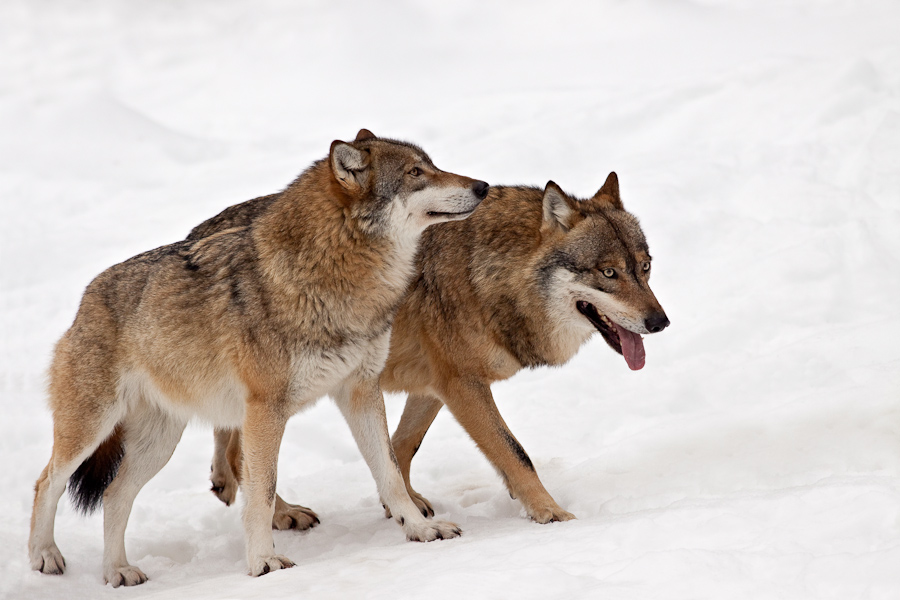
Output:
335 377 460 541
30 339 126 578
211 428 239 506
29 406 123 576
101 403 185 587
439 379 575 524
241 398 295 576
384 393 443 518
213 428 320 530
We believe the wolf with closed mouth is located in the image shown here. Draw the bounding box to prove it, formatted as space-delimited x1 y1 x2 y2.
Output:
28 129 488 586
204 172 668 526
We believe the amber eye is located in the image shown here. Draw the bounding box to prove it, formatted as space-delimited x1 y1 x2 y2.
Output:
408 167 422 177
642 261 651 272
602 268 616 278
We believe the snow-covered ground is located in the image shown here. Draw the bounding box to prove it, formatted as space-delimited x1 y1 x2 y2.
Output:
2 1 899 598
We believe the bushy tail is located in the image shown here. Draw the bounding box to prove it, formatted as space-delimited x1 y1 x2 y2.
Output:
67 424 125 514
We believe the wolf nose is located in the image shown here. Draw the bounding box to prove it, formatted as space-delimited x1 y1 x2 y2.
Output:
645 313 670 333
472 180 489 200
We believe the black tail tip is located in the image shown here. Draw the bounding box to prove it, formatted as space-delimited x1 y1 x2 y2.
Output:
67 425 125 515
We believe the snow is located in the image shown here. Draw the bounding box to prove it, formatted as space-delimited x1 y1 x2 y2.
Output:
2 0 899 598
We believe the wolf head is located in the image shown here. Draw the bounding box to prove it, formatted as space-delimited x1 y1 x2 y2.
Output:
329 129 489 240
539 173 669 370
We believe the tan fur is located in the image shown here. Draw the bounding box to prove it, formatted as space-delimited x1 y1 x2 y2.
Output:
29 130 487 586
207 173 668 526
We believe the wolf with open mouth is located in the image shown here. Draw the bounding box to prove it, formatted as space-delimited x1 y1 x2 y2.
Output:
206 171 668 526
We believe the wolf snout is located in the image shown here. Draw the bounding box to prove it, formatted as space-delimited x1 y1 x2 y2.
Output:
644 312 670 333
645 313 670 333
472 180 489 200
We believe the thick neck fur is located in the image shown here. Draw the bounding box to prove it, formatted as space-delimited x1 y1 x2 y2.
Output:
251 160 416 343
415 187 583 371
472 188 583 368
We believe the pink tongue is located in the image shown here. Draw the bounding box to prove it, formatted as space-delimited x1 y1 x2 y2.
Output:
617 326 645 371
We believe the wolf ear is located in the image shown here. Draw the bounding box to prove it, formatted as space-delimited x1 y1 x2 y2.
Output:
355 129 376 142
542 181 575 232
330 141 370 192
593 171 623 209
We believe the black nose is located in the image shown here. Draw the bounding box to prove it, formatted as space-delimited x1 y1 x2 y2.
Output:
645 313 670 333
472 180 489 200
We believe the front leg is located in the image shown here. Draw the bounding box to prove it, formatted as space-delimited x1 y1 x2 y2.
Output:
334 376 461 542
438 378 575 524
211 428 320 530
241 396 295 576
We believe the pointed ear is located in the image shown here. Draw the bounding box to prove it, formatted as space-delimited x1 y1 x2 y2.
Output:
355 128 376 142
542 181 575 231
593 171 623 209
330 141 370 192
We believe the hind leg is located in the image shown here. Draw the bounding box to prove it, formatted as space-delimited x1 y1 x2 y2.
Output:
101 403 185 587
30 403 123 575
31 302 129 575
383 393 443 518
211 428 239 506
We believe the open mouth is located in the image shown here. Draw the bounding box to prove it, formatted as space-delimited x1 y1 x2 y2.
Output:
575 300 645 371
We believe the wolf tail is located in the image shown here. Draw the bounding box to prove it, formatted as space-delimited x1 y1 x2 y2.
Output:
67 424 125 514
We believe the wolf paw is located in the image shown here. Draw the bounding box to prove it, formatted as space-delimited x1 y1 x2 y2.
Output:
31 545 66 575
104 565 148 587
272 499 320 531
249 554 295 577
403 519 461 542
528 505 576 524
383 489 435 519
210 469 238 507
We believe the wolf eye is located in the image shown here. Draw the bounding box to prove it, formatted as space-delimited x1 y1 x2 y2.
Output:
642 261 651 272
408 167 422 177
602 268 616 278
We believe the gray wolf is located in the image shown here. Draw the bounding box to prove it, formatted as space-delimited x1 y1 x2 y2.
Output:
204 173 668 527
28 129 489 586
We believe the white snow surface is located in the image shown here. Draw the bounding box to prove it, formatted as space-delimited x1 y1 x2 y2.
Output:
2 1 899 598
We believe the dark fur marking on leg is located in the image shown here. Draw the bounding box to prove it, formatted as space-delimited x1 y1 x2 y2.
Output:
389 449 401 470
501 429 534 471
68 424 125 514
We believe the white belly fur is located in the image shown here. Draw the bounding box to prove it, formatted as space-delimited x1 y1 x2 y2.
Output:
117 368 248 427
116 332 393 426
